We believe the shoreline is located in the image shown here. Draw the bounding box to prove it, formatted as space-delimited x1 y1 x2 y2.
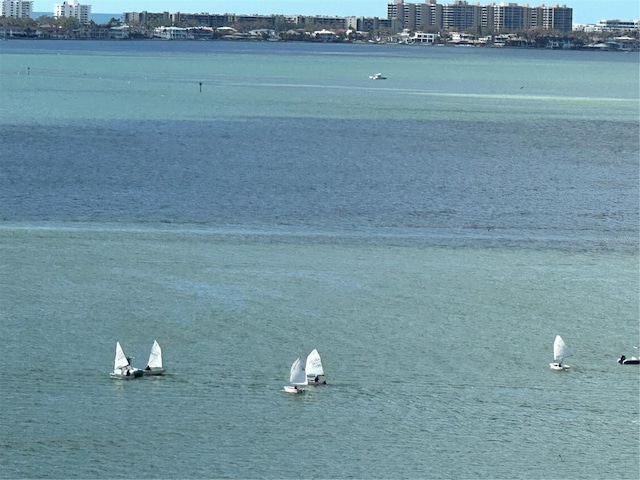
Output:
1 36 638 52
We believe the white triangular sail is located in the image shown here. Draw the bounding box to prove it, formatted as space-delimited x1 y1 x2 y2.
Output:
289 358 308 386
114 342 130 370
305 349 324 377
146 340 162 369
553 335 572 363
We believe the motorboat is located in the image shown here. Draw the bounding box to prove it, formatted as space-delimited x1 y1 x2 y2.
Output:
369 73 387 80
617 355 640 365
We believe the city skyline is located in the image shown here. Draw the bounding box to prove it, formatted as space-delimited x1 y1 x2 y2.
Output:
30 1 640 24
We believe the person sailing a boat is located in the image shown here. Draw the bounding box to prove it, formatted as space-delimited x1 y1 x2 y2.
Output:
125 356 134 375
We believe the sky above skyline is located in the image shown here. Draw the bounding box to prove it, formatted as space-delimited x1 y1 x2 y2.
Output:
32 1 640 24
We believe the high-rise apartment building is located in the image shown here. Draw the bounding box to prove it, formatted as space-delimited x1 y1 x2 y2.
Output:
55 1 92 23
441 1 482 31
493 3 528 32
540 4 573 32
1 0 33 18
388 1 572 33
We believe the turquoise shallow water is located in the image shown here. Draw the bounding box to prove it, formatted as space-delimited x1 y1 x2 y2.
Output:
0 226 638 479
0 41 638 479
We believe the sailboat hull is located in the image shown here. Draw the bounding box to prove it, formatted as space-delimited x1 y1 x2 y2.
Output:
618 357 640 365
143 367 166 376
284 385 305 394
307 374 327 385
549 363 570 370
110 369 144 379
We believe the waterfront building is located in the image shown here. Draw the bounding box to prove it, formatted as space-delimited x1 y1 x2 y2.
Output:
346 16 393 33
299 15 347 29
413 31 438 43
539 4 573 31
153 26 192 39
124 11 172 26
493 3 528 32
387 1 573 33
605 19 639 31
108 24 130 39
442 1 482 31
1 0 32 18
313 29 337 41
587 19 639 33
54 1 91 23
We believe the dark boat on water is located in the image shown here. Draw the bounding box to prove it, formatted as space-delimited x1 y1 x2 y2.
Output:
617 355 640 365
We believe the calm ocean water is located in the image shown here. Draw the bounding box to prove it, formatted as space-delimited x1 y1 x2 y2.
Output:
0 41 638 479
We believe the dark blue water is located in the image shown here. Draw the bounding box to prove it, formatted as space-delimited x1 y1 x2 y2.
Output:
1 116 637 251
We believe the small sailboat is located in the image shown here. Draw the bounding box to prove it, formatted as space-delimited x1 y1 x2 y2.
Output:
143 340 165 375
550 335 572 370
306 349 327 385
110 342 143 379
284 357 308 394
